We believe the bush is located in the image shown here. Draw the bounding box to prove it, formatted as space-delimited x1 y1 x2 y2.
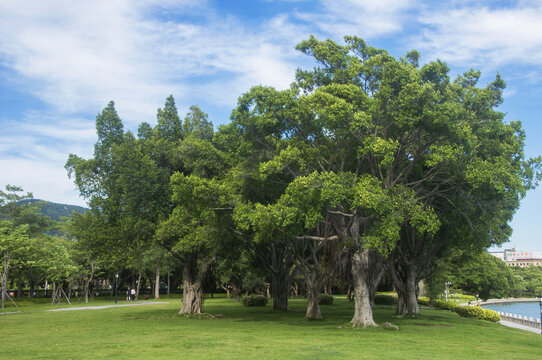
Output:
242 294 268 307
433 300 457 311
417 297 430 306
374 294 397 305
454 305 501 322
319 294 334 305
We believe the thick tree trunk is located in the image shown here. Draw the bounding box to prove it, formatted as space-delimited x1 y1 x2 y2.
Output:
351 249 377 328
305 275 322 320
268 242 296 310
179 253 215 314
393 265 420 317
231 277 241 302
180 278 203 314
271 275 289 310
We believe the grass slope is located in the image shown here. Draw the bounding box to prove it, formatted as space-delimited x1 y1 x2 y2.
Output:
1 297 540 359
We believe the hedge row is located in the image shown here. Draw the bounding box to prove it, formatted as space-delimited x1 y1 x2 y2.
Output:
376 294 500 323
454 305 501 322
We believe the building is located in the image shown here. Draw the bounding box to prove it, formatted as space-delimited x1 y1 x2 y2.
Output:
490 248 542 267
504 250 542 267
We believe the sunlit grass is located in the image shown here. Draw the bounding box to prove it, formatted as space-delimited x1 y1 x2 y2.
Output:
1 296 540 359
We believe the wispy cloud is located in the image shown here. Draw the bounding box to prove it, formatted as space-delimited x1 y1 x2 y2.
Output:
293 0 414 39
0 1 304 126
416 3 542 68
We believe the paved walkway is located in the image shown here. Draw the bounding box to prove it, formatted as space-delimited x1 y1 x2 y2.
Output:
500 320 541 334
0 301 168 315
47 301 165 312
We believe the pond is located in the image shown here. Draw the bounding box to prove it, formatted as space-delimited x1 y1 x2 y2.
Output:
482 301 541 320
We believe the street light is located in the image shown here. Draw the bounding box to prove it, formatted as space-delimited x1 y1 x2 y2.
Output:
114 272 119 304
445 282 452 302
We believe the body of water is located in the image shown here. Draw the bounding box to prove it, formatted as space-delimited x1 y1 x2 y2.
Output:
482 302 541 320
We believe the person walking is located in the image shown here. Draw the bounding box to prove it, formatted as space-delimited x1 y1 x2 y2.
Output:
130 287 136 301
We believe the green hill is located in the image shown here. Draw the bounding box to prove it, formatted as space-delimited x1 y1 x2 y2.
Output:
20 199 87 221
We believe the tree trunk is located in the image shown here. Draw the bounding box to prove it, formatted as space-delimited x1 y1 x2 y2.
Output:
28 269 34 298
17 267 23 300
180 277 203 314
135 271 142 301
351 249 377 328
305 275 322 320
220 284 231 299
367 250 385 308
268 242 296 310
167 270 170 299
291 282 299 298
179 253 215 314
154 255 161 300
231 277 242 302
393 266 420 317
270 273 289 310
1 250 11 309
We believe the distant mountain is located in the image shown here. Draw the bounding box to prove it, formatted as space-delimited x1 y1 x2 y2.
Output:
20 199 88 221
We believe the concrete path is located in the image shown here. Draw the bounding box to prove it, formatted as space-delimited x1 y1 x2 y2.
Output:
0 301 169 315
47 301 166 312
500 320 541 334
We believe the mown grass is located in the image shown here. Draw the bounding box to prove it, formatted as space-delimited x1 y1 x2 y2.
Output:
1 296 540 359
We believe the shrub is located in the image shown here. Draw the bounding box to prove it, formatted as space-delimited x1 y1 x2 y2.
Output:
242 294 268 307
417 297 430 306
433 300 457 311
481 308 501 322
319 294 334 305
374 294 397 306
454 305 501 323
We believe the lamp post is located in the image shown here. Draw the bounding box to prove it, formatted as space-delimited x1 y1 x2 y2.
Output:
445 282 452 302
114 272 119 304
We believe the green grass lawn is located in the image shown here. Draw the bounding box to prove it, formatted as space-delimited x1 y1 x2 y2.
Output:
1 296 540 359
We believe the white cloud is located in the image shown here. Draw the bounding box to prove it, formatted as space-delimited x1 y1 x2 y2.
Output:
293 0 414 39
416 4 542 68
0 1 305 127
0 158 87 206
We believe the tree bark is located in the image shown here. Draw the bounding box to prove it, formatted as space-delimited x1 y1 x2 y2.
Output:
367 250 385 308
154 254 161 300
231 277 241 302
220 284 231 299
268 242 296 310
1 250 11 309
351 249 377 328
28 269 34 298
305 274 322 320
179 252 215 314
391 262 420 317
135 271 142 301
17 267 23 300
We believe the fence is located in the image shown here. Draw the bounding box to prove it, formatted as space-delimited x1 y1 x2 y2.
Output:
497 311 541 329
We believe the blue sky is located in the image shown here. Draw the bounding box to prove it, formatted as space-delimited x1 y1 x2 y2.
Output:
1 0 541 250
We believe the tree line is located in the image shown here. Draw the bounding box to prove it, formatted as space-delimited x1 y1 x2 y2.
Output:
2 35 540 326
